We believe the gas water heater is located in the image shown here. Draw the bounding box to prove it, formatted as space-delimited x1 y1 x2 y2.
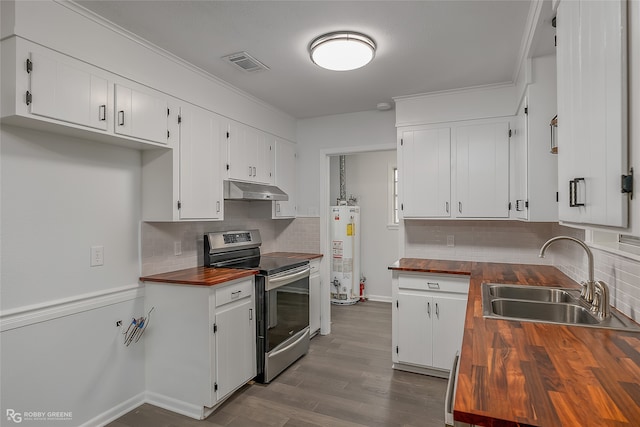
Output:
330 205 361 305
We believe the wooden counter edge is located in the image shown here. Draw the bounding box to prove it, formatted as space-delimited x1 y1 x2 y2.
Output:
140 267 258 287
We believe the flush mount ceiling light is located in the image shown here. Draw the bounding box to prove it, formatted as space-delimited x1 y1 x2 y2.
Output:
309 31 376 71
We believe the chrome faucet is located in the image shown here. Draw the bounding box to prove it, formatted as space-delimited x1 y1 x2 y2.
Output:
592 281 611 319
538 236 596 303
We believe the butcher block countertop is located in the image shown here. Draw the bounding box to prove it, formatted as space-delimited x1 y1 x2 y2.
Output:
139 266 257 287
262 252 323 260
389 258 640 427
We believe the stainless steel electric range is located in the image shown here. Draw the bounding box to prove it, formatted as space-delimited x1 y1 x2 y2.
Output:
204 230 310 383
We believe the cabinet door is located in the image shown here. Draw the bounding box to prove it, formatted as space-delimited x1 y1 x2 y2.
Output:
215 297 255 402
178 105 224 220
397 292 432 367
511 99 529 220
456 121 510 218
309 271 321 335
556 0 628 227
28 52 108 131
255 132 273 184
227 121 252 181
273 139 297 218
431 295 467 371
400 128 451 218
114 83 168 144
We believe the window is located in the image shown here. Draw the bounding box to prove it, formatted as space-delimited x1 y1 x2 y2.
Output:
587 230 640 260
620 234 640 247
388 164 399 226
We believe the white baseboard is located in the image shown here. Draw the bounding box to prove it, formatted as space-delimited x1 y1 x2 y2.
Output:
145 391 207 420
365 295 392 303
79 392 145 427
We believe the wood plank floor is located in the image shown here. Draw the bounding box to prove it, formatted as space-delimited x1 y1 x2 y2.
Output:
108 301 448 427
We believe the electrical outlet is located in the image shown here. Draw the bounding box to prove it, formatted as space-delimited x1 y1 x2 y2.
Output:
174 241 182 256
446 235 455 247
91 246 104 266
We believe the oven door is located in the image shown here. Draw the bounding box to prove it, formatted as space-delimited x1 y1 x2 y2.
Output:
265 265 310 352
259 265 310 383
445 352 472 427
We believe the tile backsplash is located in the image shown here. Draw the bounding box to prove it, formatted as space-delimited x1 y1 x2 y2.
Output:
404 220 557 265
140 202 320 276
551 224 640 321
142 207 640 323
403 220 640 320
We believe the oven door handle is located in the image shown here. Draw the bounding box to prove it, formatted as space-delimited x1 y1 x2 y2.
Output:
269 327 309 358
445 351 460 426
266 266 310 291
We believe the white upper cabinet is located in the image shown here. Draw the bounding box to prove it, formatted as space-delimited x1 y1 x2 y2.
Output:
227 121 272 185
399 118 511 220
272 138 297 218
1 37 171 149
455 120 510 218
511 98 529 221
142 102 226 222
399 127 451 218
178 104 225 220
556 0 629 228
510 56 559 222
28 51 108 131
114 83 169 145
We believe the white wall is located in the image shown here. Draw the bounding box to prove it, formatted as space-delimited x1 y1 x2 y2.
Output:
394 83 518 127
0 125 145 426
1 126 141 310
1 0 296 142
0 1 298 423
337 152 398 301
296 109 397 217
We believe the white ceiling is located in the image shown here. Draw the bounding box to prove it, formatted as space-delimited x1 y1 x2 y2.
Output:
76 0 536 119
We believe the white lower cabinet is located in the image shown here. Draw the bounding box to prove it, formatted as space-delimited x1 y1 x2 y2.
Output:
392 272 469 377
145 277 256 420
214 295 255 400
309 259 321 337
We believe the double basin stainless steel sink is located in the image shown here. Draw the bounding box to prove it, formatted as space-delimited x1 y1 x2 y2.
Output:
482 283 640 331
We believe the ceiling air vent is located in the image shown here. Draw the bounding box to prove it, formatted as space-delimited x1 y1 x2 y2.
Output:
222 51 269 72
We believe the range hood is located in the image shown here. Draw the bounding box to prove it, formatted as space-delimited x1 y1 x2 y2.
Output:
224 180 288 201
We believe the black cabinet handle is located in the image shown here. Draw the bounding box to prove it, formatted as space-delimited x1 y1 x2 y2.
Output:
118 110 125 126
569 178 585 207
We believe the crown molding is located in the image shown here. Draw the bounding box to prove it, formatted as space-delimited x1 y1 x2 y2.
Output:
55 0 294 121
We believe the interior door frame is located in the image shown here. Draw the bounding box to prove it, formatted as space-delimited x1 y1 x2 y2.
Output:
318 143 396 335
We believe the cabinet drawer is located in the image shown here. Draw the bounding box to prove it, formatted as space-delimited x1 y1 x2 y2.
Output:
216 278 253 307
398 273 469 294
